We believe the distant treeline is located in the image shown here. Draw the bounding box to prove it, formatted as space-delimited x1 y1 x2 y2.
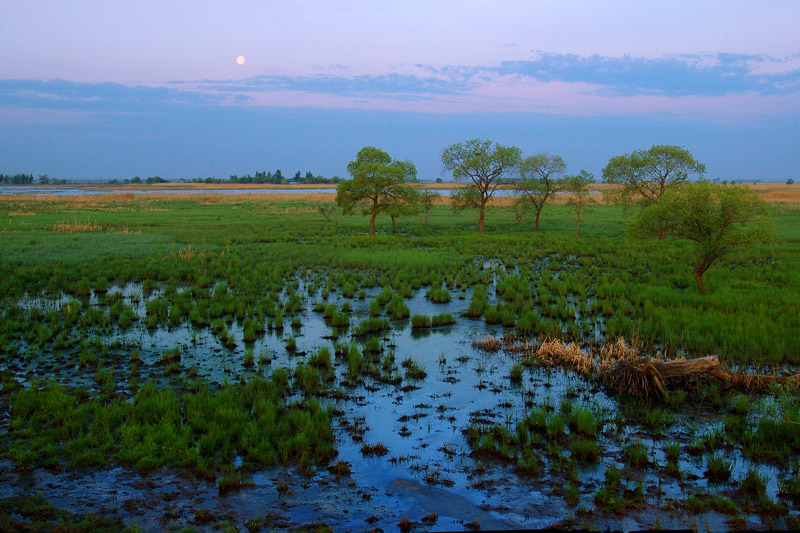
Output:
1 173 67 185
190 170 341 185
105 170 341 185
108 176 168 184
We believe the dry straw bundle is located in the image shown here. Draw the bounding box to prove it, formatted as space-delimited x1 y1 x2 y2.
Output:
474 334 800 397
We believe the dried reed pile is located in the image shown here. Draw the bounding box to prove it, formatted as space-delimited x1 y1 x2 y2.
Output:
478 334 800 397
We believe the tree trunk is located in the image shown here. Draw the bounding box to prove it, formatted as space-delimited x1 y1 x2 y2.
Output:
478 206 485 233
369 212 376 236
694 267 706 294
424 210 429 225
575 207 581 237
391 215 396 233
534 211 540 232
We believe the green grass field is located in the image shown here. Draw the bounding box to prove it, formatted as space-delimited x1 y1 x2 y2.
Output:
2 192 797 364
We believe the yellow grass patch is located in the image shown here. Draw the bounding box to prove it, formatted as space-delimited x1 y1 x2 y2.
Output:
163 245 210 262
52 220 103 232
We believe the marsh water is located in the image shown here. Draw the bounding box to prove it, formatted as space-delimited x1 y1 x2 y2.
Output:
0 267 795 531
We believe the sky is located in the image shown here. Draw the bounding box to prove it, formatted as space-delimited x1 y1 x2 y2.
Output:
1 1 799 181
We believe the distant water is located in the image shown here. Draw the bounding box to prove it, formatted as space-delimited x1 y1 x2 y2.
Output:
0 186 336 196
0 186 522 197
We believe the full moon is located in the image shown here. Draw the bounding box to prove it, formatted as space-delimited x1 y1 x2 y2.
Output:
236 56 245 65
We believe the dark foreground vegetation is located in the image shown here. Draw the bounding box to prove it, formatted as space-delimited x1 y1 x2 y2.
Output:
1 190 798 530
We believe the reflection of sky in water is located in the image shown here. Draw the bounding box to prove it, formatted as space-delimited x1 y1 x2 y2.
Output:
2 274 787 529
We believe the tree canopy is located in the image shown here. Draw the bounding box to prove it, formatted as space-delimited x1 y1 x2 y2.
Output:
563 170 596 237
335 146 417 235
629 181 773 293
514 153 567 232
441 139 521 233
602 145 706 205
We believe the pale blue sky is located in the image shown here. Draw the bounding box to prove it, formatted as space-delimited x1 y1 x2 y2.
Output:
1 1 798 180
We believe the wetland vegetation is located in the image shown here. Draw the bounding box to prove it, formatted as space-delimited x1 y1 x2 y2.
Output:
1 184 799 530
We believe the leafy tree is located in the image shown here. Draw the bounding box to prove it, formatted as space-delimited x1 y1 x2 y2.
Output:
335 147 417 235
514 153 567 232
629 181 773 293
418 190 440 225
603 145 706 206
441 139 522 233
38 174 51 185
563 170 596 237
788 178 795 185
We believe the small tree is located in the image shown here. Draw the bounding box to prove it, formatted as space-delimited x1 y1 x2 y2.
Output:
418 190 440 225
335 146 417 236
563 170 596 237
603 145 706 206
316 204 338 225
788 178 795 185
514 153 567 231
441 139 522 233
629 182 773 293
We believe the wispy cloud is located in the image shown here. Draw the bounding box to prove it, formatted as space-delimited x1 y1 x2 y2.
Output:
194 73 472 98
0 79 241 113
3 52 799 118
487 52 800 97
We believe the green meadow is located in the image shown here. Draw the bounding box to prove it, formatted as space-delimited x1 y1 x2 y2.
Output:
2 193 797 363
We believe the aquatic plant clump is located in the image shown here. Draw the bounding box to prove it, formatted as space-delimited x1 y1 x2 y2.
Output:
6 378 337 478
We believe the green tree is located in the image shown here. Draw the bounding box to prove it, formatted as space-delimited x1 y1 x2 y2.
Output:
788 178 795 185
514 153 567 232
441 139 522 233
563 170 596 237
629 181 773 293
603 145 706 206
335 147 417 236
418 190 440 225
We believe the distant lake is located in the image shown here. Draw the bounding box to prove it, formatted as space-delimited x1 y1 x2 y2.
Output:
0 186 527 197
0 186 337 196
